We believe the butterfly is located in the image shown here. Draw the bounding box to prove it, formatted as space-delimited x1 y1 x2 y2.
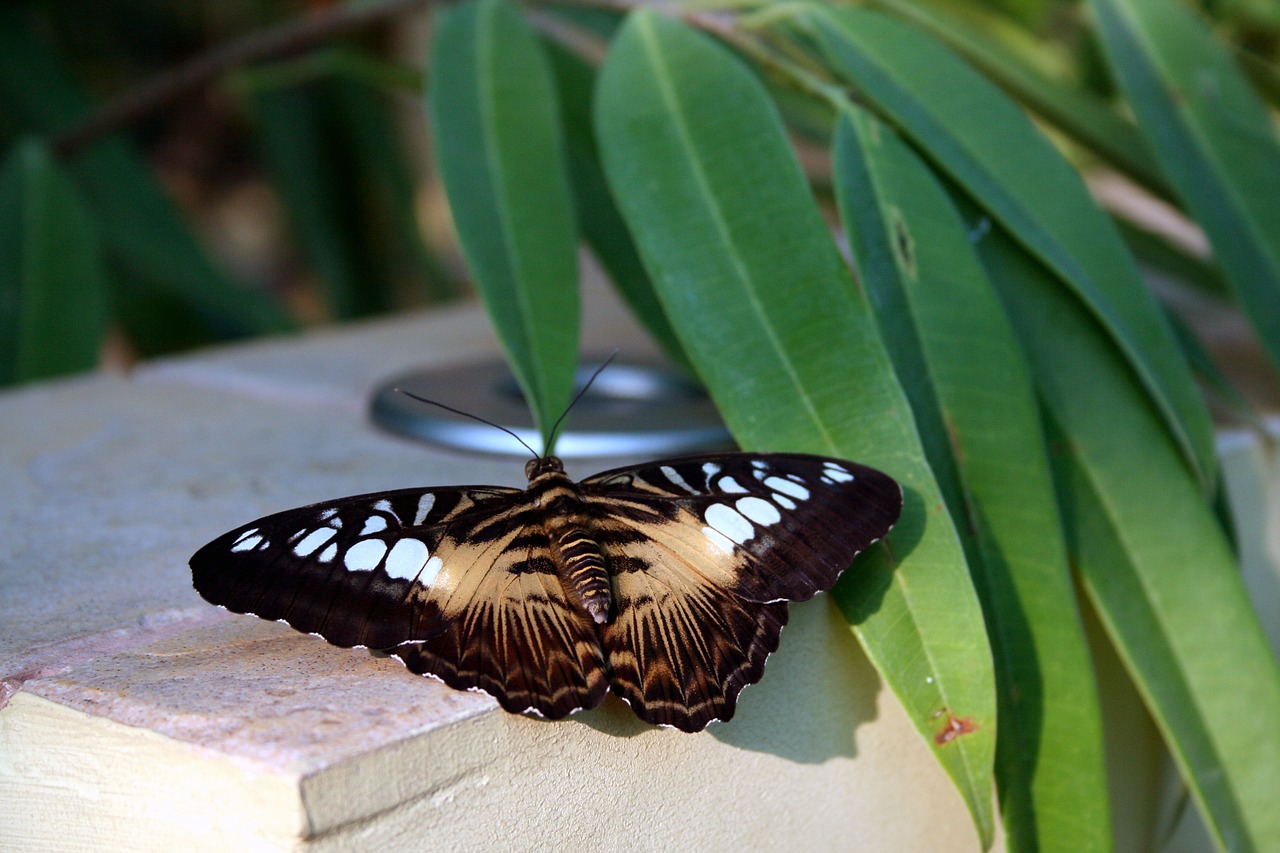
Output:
190 450 901 732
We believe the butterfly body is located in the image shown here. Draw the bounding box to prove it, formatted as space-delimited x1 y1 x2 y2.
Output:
524 456 613 624
191 452 902 732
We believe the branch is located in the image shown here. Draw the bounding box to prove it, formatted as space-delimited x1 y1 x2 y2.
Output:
52 0 431 160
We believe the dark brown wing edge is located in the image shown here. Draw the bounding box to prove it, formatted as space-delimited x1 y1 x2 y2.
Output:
189 485 519 650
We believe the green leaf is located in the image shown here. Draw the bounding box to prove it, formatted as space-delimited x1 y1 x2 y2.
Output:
0 9 293 354
595 11 996 845
979 223 1280 853
800 6 1217 492
0 138 108 385
428 0 579 449
541 38 691 371
833 106 1111 852
1089 0 1280 381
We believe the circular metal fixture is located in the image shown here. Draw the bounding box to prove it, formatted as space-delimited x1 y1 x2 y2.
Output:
369 357 732 458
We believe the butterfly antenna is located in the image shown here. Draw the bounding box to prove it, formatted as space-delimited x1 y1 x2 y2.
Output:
546 351 618 453
395 389 541 459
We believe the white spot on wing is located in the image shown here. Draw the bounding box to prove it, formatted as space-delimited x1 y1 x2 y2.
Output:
765 476 810 500
420 555 444 586
823 463 855 483
319 543 338 563
231 533 263 553
345 539 388 572
705 503 754 545
294 528 335 558
736 496 781 526
232 528 259 545
413 493 436 526
717 476 748 494
702 462 722 481
320 508 338 521
361 516 388 535
773 494 796 510
661 465 696 494
702 526 736 554
385 538 430 581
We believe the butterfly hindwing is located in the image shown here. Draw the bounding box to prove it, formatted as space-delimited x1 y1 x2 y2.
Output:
595 508 791 731
389 496 611 718
390 559 610 719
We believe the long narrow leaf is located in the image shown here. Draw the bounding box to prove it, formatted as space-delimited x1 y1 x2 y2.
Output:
1090 0 1280 381
0 139 108 384
595 11 996 845
799 6 1217 492
428 0 579 447
979 223 1280 853
541 39 690 371
834 106 1111 852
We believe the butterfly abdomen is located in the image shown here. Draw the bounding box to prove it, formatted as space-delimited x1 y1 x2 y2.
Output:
550 524 611 625
527 458 612 625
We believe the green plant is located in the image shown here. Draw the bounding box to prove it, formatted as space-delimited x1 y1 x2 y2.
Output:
5 0 1280 849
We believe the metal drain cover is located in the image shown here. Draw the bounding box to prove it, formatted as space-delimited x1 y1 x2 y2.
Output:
369 358 731 458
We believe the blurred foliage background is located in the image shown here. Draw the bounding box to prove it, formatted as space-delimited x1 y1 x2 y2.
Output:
2 0 1278 389
0 0 465 384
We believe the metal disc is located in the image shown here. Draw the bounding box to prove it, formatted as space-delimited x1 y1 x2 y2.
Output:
369 358 732 458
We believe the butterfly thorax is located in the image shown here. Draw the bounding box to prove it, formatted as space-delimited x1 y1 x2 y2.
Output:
526 456 612 626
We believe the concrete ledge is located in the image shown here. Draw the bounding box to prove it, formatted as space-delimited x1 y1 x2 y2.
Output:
1 295 985 850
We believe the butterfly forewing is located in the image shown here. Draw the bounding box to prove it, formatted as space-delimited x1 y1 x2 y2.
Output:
190 485 521 649
583 453 902 603
191 450 902 731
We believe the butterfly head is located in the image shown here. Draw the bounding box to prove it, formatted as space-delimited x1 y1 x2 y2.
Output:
525 455 566 483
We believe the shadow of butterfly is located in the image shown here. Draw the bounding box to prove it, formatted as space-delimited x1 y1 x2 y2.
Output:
191 449 901 732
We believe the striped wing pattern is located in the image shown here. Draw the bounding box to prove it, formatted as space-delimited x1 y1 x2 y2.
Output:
190 452 901 732
583 453 902 730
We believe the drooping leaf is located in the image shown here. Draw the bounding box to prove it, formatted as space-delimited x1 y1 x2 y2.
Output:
868 0 1167 195
0 8 292 355
978 221 1280 853
541 38 690 371
834 105 1111 852
253 77 454 319
596 11 996 845
428 0 579 449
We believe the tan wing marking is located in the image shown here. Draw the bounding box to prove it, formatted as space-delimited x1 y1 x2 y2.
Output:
595 515 788 732
395 517 608 719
